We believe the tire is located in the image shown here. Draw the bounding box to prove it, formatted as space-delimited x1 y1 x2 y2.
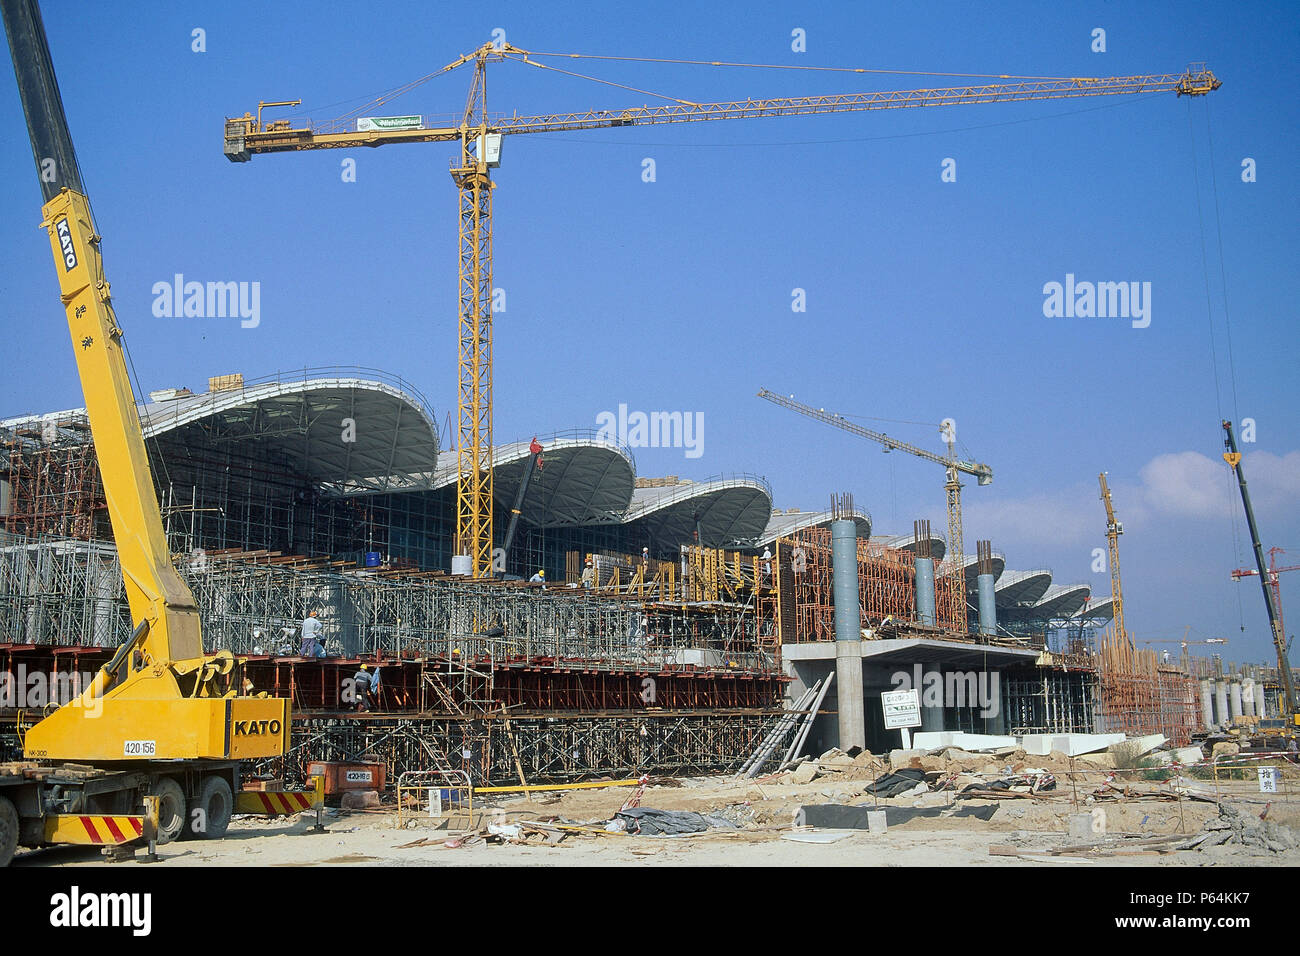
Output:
186 776 232 840
149 777 186 845
0 795 18 867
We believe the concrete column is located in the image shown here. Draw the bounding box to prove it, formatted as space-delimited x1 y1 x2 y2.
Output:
831 519 865 750
1200 681 1215 732
915 556 936 627
1242 679 1257 718
1229 682 1243 721
984 675 1006 735
977 573 997 637
919 666 944 733
1215 682 1230 728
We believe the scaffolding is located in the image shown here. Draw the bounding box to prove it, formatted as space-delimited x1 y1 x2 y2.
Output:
255 711 787 789
1095 633 1200 745
778 526 967 642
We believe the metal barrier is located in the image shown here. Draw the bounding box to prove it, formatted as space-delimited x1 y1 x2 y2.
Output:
395 769 475 832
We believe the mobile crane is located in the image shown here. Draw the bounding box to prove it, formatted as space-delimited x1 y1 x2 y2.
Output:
0 0 297 866
1221 419 1299 730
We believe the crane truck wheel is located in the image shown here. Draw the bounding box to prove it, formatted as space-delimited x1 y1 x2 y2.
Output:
149 777 187 844
0 794 17 867
187 776 232 840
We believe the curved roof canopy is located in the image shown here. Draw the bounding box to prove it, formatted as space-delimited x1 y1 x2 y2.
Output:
755 508 872 547
5 372 441 497
871 531 947 563
432 434 636 527
625 477 773 549
994 569 1054 608
956 551 1007 591
1030 583 1093 619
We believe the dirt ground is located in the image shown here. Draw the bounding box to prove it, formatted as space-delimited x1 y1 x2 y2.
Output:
15 771 1300 868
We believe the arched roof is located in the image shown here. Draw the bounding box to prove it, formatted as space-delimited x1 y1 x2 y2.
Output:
1031 583 1092 619
624 476 773 548
956 551 1007 591
5 370 441 496
994 568 1054 608
438 433 637 528
870 531 947 563
754 508 872 547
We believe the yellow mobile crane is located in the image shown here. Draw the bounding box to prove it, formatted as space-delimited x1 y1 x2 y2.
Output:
224 46 1220 578
0 0 293 864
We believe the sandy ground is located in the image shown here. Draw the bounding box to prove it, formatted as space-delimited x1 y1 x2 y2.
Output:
14 773 1300 868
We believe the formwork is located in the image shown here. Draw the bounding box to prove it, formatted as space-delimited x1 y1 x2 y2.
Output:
776 526 967 642
1095 633 1200 746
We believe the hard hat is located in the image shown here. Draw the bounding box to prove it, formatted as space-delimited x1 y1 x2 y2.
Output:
360 664 368 671
538 569 545 576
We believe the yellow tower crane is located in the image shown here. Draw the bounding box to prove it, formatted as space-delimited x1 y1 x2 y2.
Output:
1098 471 1130 646
757 388 991 574
223 48 1219 577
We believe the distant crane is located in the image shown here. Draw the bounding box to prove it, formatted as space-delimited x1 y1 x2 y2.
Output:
1141 629 1227 670
1098 472 1129 647
757 389 991 572
1231 547 1298 648
223 48 1219 577
1222 419 1298 725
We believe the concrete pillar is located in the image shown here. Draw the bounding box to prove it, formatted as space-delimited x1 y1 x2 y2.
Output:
1215 682 1230 728
984 675 1006 735
1229 682 1243 721
915 556 936 627
977 573 997 637
1242 679 1257 718
919 667 944 732
831 519 865 750
1200 681 1215 732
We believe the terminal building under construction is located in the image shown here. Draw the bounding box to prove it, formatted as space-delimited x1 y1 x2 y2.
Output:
0 369 1281 786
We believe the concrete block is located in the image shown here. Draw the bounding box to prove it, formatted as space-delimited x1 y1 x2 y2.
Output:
1148 746 1205 766
786 761 820 785
1211 741 1240 759
1067 813 1094 841
1020 733 1125 756
888 749 925 771
1108 734 1166 759
867 810 888 834
913 731 1015 753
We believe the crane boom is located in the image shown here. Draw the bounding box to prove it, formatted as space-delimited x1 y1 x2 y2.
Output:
3 0 287 762
757 388 991 575
223 44 1218 577
1222 419 1297 718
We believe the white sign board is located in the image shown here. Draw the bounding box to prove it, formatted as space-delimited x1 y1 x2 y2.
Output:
357 115 423 132
881 688 921 730
1258 767 1280 794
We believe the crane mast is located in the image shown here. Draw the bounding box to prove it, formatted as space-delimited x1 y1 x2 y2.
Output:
224 51 1219 578
1097 472 1128 647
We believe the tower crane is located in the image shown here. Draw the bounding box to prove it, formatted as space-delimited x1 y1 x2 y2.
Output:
1140 629 1227 670
1230 547 1298 649
223 47 1219 577
1097 472 1129 646
756 388 991 573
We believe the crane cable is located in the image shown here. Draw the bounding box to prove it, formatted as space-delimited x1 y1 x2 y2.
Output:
1186 96 1246 630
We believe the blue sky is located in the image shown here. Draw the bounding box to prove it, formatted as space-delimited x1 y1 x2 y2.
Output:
1 1 1296 667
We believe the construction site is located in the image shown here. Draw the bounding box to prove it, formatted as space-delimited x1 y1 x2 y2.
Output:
0 0 1296 890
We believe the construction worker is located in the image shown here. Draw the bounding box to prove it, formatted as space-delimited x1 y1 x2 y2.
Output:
529 569 545 584
300 610 326 658
581 557 595 589
352 664 374 711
